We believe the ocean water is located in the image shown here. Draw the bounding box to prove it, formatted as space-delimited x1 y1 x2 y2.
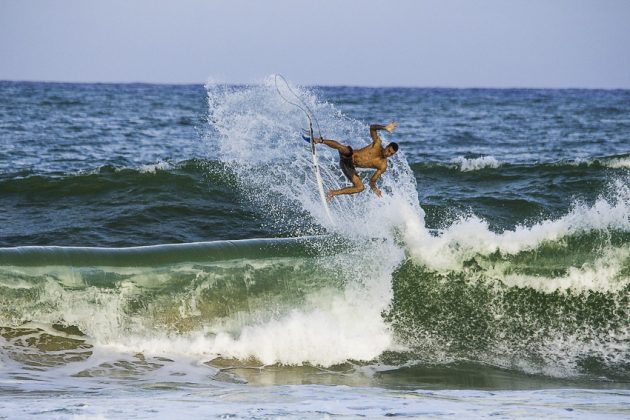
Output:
1 78 629 418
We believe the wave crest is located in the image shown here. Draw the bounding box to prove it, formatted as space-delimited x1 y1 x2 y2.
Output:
452 156 500 171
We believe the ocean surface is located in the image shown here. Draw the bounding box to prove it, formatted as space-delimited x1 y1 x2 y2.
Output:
1 78 629 418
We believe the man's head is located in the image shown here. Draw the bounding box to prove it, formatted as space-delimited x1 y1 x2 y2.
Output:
383 142 399 158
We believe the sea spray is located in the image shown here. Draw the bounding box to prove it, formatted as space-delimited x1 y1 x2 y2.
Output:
206 76 422 235
204 76 424 365
204 78 630 373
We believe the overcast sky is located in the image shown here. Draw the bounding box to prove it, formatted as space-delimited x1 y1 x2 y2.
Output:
1 0 629 88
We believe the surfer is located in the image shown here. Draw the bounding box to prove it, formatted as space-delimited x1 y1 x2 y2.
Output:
314 122 399 201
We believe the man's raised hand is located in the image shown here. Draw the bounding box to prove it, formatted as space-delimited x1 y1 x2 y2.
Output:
385 122 398 133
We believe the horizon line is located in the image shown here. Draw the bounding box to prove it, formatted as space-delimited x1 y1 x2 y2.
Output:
1 78 629 91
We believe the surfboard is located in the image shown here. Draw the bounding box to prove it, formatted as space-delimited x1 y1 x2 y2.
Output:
274 74 333 224
304 124 334 224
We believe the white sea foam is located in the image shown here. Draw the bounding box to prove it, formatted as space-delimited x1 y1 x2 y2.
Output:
452 155 500 171
567 155 630 169
137 160 172 173
494 246 630 293
605 156 630 169
96 259 397 366
404 179 630 272
127 298 391 366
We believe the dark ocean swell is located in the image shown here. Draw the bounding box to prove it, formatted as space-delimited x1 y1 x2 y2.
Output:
1 157 629 246
0 160 268 247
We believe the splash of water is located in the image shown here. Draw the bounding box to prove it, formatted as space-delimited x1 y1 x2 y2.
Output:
206 76 423 237
203 77 630 368
204 76 423 365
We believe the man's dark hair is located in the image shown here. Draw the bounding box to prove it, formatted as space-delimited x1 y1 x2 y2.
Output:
388 142 399 152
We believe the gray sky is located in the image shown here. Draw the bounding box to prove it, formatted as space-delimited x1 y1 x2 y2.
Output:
1 0 629 88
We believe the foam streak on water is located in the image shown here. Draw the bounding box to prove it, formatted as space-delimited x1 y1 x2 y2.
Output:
1 387 629 419
452 155 501 171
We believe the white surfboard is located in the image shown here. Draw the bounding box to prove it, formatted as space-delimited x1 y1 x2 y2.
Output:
306 124 334 224
275 75 334 225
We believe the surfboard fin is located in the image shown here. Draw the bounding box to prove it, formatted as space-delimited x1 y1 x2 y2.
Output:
301 129 311 143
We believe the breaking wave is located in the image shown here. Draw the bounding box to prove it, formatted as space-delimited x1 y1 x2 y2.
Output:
1 77 628 383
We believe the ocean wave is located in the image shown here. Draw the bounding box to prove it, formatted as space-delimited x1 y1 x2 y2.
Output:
0 158 261 247
564 154 630 169
1 230 628 376
0 159 226 195
410 154 630 173
385 258 630 379
604 156 630 169
451 156 500 171
2 77 628 379
382 177 630 377
0 235 394 367
0 236 325 266
403 179 630 272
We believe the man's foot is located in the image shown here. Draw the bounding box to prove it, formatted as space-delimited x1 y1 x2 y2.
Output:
326 191 335 202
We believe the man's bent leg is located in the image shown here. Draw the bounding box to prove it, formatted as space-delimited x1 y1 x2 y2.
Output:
327 174 364 201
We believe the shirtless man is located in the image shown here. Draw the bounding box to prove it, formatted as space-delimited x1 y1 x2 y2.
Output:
314 122 399 201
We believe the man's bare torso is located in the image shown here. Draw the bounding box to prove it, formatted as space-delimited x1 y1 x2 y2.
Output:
352 144 387 171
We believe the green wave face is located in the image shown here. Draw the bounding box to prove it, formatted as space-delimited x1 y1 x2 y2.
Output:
0 236 401 369
0 238 336 334
386 242 630 380
1 230 629 381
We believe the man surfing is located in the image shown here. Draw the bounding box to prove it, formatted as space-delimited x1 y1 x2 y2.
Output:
314 122 399 201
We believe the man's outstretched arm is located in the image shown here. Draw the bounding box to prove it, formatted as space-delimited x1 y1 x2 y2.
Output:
369 122 398 146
